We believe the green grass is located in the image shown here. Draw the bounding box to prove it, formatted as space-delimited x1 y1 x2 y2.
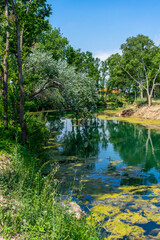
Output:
152 98 160 105
0 122 101 240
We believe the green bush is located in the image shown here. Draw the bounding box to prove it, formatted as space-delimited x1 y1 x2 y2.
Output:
0 145 101 240
25 100 37 112
0 117 101 239
25 114 50 152
135 97 147 105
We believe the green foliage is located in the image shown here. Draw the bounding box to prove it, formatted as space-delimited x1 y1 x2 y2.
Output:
0 123 21 152
8 0 52 54
65 46 105 88
25 100 37 112
107 53 127 90
24 48 97 116
25 114 50 152
61 64 98 117
97 95 107 106
135 97 147 105
107 34 160 106
0 128 101 240
34 89 65 111
24 48 60 99
37 27 69 60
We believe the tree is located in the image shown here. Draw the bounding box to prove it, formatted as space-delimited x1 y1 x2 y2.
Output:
24 48 62 100
24 48 97 117
99 60 108 89
37 27 69 60
9 0 51 144
120 35 160 106
65 46 101 88
10 0 28 144
107 53 129 91
0 0 10 127
61 62 98 117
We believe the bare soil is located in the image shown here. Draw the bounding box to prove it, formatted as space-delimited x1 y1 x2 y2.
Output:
118 104 160 120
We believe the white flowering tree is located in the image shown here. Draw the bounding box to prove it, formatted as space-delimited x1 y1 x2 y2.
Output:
24 48 97 117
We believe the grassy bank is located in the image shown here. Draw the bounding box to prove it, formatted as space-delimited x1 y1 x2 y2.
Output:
0 119 101 240
97 103 160 130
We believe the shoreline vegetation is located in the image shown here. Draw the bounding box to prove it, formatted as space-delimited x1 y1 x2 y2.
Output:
0 121 101 240
1 2 160 238
97 104 160 130
1 103 160 239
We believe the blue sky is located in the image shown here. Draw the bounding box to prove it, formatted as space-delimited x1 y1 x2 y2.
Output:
47 0 160 60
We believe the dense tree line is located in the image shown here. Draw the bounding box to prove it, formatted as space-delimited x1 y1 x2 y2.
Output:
1 1 160 146
107 35 160 106
0 0 107 144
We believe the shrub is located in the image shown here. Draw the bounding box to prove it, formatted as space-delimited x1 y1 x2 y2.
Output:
135 97 147 105
0 146 101 240
25 114 50 152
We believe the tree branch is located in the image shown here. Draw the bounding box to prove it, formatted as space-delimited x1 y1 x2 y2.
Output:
30 81 63 100
26 0 33 14
151 65 160 96
20 0 34 50
119 62 147 91
10 0 18 21
142 58 149 94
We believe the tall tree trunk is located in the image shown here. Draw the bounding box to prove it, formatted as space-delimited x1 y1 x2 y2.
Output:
134 90 137 102
3 0 9 128
16 22 27 144
140 86 143 99
154 86 157 98
148 94 152 107
10 0 27 144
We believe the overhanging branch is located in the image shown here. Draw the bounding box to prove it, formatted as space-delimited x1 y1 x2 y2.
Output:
29 80 63 100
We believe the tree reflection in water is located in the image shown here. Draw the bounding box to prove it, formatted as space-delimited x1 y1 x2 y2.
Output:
106 120 160 172
45 115 160 239
50 116 160 173
57 118 108 158
45 115 160 194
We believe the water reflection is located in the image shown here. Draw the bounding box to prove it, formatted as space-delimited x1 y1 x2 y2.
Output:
45 115 160 239
56 118 109 158
48 117 160 174
107 121 160 171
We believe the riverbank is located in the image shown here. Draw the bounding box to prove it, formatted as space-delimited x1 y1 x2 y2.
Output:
41 110 160 239
97 104 160 129
0 121 100 240
118 104 160 120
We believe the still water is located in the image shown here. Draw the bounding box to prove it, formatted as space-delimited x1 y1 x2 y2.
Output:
46 115 160 239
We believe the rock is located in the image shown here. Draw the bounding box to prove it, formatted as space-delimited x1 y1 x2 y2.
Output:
60 199 84 220
121 109 135 117
68 201 84 220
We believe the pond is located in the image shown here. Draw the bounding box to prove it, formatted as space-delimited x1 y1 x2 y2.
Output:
45 113 160 239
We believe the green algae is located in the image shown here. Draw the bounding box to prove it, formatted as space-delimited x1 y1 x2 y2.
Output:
108 159 123 165
89 184 160 239
73 163 83 167
91 205 120 218
51 150 160 239
43 142 62 149
97 115 160 129
96 193 120 200
114 209 148 224
42 115 160 239
105 221 145 240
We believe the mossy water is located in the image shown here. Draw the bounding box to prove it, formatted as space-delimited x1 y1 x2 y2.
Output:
45 113 160 239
